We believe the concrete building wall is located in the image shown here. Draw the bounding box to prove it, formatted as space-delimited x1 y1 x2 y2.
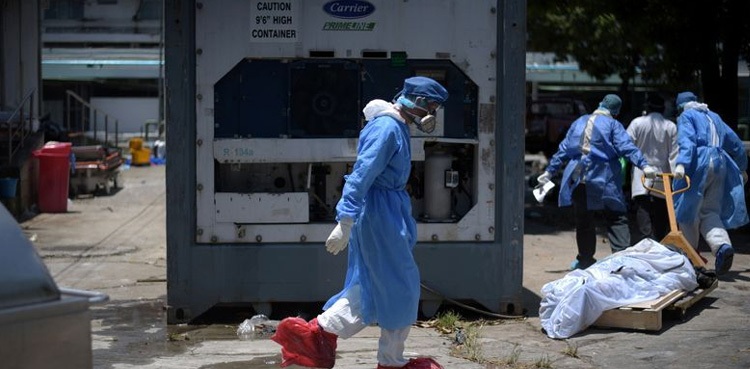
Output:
0 0 41 218
89 97 158 134
1 0 41 114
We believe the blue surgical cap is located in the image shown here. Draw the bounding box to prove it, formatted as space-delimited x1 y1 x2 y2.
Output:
676 91 698 108
399 76 449 104
598 94 622 116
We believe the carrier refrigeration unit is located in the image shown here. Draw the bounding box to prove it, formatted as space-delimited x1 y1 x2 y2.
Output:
165 0 526 323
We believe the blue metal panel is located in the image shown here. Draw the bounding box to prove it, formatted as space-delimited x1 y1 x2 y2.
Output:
360 59 412 107
239 59 289 138
213 62 242 138
288 60 361 138
216 58 479 140
214 59 290 138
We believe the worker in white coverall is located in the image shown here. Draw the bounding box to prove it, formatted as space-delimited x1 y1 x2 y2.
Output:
537 94 658 270
626 94 678 243
271 77 449 369
672 91 748 275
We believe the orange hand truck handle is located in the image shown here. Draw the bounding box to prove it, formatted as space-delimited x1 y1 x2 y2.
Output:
641 173 691 196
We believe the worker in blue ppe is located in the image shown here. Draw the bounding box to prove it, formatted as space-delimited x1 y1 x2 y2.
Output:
627 94 678 243
672 91 748 275
537 94 658 270
272 76 448 369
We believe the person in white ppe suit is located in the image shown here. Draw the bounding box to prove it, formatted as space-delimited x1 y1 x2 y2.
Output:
626 94 678 243
271 76 448 369
537 94 658 270
672 91 748 275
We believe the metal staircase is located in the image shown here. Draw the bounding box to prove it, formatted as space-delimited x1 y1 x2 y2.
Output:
0 89 36 166
65 90 120 148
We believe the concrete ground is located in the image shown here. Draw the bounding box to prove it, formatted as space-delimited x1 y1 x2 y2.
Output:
20 164 750 368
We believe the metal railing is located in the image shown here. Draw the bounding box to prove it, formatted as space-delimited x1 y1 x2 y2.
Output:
3 88 36 165
65 90 119 148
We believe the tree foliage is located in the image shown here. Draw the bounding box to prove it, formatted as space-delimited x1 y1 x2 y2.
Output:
528 0 750 124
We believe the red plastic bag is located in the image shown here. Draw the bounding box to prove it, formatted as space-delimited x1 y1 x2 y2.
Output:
271 317 337 368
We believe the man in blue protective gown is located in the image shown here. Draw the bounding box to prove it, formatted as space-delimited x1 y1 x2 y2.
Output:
537 94 658 270
271 76 448 369
672 91 748 276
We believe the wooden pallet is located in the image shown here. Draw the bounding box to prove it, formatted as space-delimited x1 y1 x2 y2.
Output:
593 280 718 331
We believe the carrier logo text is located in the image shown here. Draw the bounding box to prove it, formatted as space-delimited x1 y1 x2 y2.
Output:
323 0 375 19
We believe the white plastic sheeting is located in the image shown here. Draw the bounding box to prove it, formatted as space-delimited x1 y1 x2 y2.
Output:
540 238 699 339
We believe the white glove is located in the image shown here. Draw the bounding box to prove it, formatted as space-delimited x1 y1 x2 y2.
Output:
325 218 353 255
642 165 658 179
673 164 685 180
537 171 552 185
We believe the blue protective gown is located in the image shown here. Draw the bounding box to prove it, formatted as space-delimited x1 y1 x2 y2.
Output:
673 103 748 229
324 101 420 330
546 110 649 213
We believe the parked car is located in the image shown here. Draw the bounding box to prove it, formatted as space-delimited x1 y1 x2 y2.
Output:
526 98 589 158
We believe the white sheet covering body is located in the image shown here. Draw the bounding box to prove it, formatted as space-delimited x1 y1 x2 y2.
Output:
539 239 698 339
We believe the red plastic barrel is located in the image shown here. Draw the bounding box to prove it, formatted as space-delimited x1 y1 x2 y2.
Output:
33 142 72 213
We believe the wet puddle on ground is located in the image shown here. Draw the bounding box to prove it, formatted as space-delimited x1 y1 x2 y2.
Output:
168 324 237 341
198 355 282 369
167 323 275 341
